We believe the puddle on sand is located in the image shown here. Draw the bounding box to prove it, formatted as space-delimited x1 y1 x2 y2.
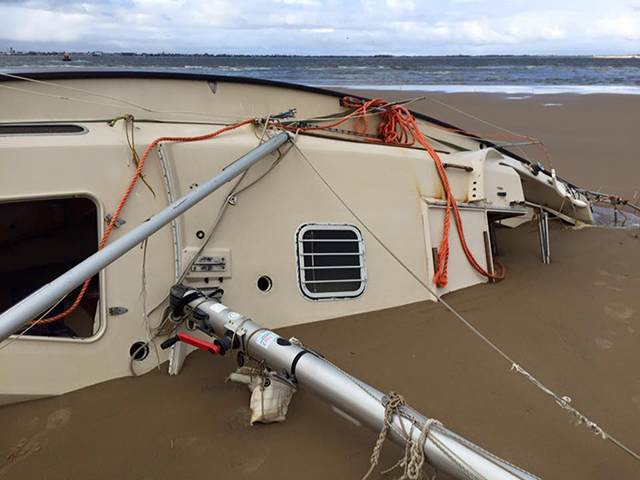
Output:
591 205 640 228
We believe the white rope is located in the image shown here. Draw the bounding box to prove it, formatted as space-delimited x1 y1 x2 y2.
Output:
361 392 406 480
382 418 457 480
291 140 640 465
294 334 487 480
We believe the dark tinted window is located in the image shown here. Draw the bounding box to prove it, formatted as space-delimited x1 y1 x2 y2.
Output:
0 197 100 338
0 124 86 135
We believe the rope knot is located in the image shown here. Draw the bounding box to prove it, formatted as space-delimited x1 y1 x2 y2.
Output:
384 392 406 411
361 392 408 480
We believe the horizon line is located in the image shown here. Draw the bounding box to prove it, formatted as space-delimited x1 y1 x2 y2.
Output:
1 51 639 58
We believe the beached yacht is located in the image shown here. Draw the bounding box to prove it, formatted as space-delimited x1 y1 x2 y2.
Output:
0 71 599 479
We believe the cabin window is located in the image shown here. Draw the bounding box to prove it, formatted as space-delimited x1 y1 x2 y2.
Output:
0 124 87 136
296 223 367 300
0 197 100 338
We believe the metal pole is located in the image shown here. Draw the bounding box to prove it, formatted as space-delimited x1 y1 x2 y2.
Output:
0 132 290 342
537 209 546 263
543 212 551 264
175 293 539 480
483 230 494 283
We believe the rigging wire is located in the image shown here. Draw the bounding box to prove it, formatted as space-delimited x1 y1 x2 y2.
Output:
0 296 67 352
0 72 389 127
0 72 546 164
129 121 293 374
418 96 538 166
0 72 249 122
277 97 506 287
142 119 293 322
25 117 256 327
290 138 640 465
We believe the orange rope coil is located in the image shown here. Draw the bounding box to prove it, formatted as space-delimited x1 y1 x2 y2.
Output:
280 96 505 288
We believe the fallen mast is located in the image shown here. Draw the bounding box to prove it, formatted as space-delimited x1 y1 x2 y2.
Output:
164 285 539 480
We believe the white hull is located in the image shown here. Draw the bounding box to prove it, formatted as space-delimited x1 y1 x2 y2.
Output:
0 72 591 402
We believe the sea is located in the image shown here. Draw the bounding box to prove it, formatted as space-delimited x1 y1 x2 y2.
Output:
1 54 639 94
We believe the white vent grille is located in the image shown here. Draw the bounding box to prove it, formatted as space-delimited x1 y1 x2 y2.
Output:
296 224 366 300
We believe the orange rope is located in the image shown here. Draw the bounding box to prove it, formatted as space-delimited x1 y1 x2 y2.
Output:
293 96 551 169
281 97 505 288
31 118 254 326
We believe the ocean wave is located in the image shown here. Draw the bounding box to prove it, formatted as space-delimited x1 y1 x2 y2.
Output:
1 56 638 92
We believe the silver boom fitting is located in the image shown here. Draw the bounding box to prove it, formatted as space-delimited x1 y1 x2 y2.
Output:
173 287 539 480
0 132 290 342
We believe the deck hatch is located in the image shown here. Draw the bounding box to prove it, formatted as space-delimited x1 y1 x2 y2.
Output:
296 224 366 300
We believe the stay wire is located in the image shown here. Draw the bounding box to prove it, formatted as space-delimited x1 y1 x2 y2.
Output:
290 140 640 464
418 96 546 166
0 72 249 123
0 295 67 351
146 120 291 323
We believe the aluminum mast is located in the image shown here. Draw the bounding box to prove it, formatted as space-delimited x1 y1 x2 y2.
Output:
165 287 539 480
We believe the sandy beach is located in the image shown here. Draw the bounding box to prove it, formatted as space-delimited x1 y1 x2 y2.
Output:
1 91 639 480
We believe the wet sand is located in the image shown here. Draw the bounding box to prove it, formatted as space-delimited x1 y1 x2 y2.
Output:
2 93 640 480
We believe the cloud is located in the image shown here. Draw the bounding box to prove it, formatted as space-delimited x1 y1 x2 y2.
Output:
389 15 566 47
591 16 640 40
0 4 91 42
385 0 415 11
273 0 323 6
0 0 637 54
303 28 334 33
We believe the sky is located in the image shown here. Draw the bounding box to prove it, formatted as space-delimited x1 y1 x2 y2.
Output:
0 0 639 55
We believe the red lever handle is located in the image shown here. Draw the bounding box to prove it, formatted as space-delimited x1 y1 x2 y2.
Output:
177 333 221 355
